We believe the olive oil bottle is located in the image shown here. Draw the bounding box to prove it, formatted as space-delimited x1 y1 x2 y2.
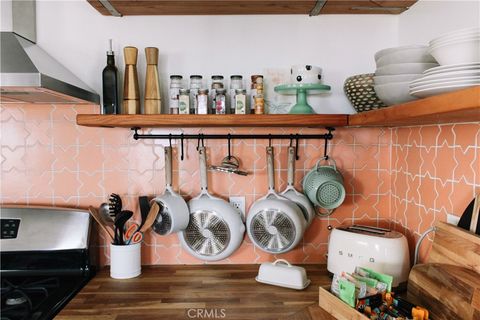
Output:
102 39 119 114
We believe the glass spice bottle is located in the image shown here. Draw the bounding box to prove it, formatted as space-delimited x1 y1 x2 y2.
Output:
189 75 202 114
212 88 226 114
229 75 243 114
169 75 183 114
234 89 247 114
210 75 224 112
179 88 190 114
197 89 209 114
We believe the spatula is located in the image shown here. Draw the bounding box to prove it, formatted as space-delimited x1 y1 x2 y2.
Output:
88 206 115 242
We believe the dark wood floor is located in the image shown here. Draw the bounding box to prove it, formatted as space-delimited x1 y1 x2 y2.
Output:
57 264 335 320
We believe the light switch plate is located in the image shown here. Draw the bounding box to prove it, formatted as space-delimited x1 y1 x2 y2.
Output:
446 213 460 225
229 196 246 222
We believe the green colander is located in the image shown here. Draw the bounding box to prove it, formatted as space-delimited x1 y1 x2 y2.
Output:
303 157 346 216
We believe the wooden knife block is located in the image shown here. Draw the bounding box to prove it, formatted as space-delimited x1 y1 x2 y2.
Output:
407 222 480 320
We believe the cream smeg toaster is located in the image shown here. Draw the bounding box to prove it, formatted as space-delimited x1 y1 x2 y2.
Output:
327 225 410 287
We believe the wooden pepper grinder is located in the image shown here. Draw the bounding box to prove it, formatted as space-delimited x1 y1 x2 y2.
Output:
144 47 161 114
122 46 140 114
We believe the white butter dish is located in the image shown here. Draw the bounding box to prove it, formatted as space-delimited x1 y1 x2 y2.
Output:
256 259 311 290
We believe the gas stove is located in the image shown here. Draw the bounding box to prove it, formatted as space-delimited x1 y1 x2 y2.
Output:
1 206 97 320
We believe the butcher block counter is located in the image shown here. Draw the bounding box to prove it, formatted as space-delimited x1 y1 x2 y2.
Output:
57 264 335 320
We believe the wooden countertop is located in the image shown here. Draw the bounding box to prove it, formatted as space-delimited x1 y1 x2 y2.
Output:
57 264 335 320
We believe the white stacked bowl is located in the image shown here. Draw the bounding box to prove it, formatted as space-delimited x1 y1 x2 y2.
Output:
373 45 438 106
428 27 480 65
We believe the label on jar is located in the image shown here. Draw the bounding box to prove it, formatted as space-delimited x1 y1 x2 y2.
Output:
179 95 190 114
235 93 246 114
215 95 226 114
190 89 199 114
250 88 257 112
169 88 180 110
197 94 208 114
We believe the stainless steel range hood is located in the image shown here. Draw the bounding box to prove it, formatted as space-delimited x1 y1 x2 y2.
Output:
0 0 100 104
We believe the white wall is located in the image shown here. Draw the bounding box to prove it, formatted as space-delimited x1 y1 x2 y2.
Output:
34 0 400 114
399 0 480 45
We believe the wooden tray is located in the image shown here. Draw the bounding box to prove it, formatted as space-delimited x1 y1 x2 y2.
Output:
319 286 368 320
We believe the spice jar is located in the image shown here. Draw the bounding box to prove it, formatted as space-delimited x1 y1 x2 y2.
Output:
212 88 226 114
210 75 224 112
189 75 202 114
179 89 190 114
197 89 209 114
169 75 183 114
229 75 243 114
250 75 263 114
234 89 247 114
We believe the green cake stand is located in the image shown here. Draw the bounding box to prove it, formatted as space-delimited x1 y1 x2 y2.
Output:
274 83 331 114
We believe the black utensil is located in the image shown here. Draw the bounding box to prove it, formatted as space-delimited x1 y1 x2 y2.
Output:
109 193 122 217
458 194 480 235
114 210 133 245
139 196 150 230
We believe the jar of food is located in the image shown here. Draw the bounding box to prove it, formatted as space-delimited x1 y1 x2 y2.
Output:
213 88 226 114
210 75 224 111
250 75 263 114
197 89 209 114
179 89 190 114
254 76 265 114
234 89 247 114
189 75 202 114
169 75 183 114
229 75 243 114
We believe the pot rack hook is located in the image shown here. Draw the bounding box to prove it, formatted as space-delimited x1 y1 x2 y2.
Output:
197 134 205 150
227 134 232 159
268 134 272 147
168 134 172 148
180 134 184 161
295 134 300 160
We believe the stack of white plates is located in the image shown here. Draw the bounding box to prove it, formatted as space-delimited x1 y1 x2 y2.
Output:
410 62 480 98
428 27 480 65
373 45 438 105
409 27 480 98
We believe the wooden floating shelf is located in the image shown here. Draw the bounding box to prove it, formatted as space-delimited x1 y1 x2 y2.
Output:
76 87 480 129
76 114 349 128
349 86 480 127
87 0 416 16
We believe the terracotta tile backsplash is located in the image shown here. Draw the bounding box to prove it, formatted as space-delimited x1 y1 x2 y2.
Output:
1 103 478 265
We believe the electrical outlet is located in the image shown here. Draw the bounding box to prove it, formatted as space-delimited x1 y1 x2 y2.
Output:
229 196 246 222
446 213 460 225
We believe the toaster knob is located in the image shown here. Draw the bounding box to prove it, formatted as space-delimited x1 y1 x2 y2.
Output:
348 253 353 258
338 250 343 255
369 258 375 262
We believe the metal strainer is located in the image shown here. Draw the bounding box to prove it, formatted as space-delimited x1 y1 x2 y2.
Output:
303 157 346 216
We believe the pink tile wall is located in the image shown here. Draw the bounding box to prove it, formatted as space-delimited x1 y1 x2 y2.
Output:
390 123 480 262
2 103 477 265
1 103 392 265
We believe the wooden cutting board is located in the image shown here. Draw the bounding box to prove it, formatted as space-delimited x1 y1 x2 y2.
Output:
408 263 480 320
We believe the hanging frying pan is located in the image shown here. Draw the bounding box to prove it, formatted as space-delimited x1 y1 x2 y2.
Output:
281 146 315 227
152 146 189 235
247 146 305 254
179 146 245 261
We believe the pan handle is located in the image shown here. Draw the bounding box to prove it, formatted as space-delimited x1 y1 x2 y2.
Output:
165 146 172 187
266 146 275 191
198 146 208 191
287 146 295 187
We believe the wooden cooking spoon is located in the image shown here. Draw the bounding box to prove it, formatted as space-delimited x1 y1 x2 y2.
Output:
139 202 161 233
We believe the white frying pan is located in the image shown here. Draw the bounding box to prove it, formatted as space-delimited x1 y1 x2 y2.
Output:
247 146 305 254
281 146 315 227
178 146 245 261
152 146 189 235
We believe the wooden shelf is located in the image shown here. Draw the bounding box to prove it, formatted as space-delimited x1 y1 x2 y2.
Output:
76 87 479 129
87 0 416 16
348 86 480 127
76 114 349 128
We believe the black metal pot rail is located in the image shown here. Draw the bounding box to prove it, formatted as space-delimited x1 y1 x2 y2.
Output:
131 127 335 161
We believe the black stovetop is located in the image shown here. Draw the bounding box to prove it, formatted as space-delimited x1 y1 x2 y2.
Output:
1 250 96 320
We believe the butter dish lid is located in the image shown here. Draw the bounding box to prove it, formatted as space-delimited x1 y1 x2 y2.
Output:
256 259 310 290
